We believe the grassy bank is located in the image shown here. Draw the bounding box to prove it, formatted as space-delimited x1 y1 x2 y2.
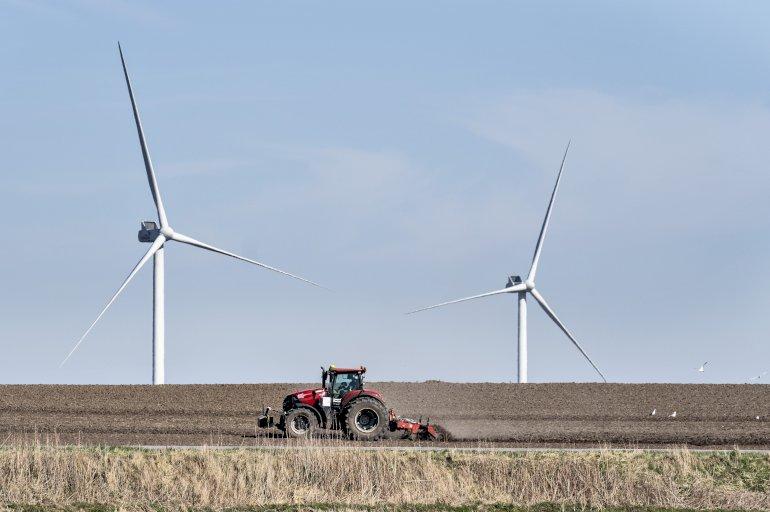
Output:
0 444 767 511
3 506 765 512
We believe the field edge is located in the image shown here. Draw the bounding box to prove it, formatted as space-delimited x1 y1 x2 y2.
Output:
4 505 763 512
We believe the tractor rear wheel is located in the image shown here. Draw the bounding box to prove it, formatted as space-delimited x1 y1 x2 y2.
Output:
343 397 388 441
283 407 318 438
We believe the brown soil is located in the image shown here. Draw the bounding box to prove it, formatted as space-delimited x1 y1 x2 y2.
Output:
0 383 768 447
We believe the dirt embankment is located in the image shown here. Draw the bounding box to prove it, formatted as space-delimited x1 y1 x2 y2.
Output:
0 383 768 446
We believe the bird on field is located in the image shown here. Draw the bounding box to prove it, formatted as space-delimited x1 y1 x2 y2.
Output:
651 408 656 416
696 362 708 373
756 416 761 420
669 411 677 418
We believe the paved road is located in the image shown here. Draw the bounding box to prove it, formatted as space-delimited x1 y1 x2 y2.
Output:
128 444 770 454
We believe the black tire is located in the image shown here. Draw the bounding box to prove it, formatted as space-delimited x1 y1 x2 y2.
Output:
343 397 388 441
283 407 318 439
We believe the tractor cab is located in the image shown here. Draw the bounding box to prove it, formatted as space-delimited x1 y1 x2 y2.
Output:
322 365 365 403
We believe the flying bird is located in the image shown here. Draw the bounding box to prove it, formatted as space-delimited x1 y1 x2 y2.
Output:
749 371 768 382
696 362 708 373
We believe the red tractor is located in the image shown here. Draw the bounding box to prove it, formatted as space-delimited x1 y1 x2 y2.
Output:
257 365 445 441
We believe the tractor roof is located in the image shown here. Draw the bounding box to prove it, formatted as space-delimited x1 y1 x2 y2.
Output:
328 365 366 374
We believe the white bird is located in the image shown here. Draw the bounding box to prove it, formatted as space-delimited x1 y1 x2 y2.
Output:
749 371 768 382
696 362 708 373
756 416 761 420
669 411 677 418
651 408 656 416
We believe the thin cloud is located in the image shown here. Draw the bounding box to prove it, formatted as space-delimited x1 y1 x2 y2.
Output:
4 0 173 27
465 89 770 236
225 143 535 265
162 159 254 177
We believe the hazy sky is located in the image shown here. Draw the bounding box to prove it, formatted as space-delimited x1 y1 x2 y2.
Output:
2 1 769 384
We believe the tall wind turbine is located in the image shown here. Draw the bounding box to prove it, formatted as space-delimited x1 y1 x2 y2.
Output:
408 142 606 383
61 44 320 384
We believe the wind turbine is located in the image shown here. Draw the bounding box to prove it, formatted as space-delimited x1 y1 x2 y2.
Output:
61 44 320 384
408 142 606 383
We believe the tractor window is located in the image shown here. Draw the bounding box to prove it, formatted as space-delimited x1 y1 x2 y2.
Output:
331 373 361 397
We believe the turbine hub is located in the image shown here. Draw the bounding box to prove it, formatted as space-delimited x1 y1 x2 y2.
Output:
160 226 175 239
525 279 535 290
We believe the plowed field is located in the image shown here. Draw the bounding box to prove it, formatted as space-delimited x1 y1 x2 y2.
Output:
1 383 768 447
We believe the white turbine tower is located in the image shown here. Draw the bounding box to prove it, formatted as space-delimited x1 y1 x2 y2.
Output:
61 44 320 384
408 142 606 384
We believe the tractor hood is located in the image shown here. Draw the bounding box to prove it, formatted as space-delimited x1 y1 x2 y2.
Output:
288 387 325 407
284 386 385 410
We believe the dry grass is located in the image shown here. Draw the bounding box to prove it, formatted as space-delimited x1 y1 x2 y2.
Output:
0 441 767 511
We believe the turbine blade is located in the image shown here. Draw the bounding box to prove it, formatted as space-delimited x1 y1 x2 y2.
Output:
530 288 607 382
527 141 570 282
406 283 527 314
170 232 323 288
118 43 169 228
61 235 166 367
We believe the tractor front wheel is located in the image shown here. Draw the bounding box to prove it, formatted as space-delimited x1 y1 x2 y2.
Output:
283 407 318 438
343 398 388 441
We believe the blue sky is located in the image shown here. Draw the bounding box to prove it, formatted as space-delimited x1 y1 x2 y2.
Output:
1 1 769 384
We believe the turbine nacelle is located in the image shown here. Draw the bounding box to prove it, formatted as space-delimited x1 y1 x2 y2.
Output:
138 221 160 243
